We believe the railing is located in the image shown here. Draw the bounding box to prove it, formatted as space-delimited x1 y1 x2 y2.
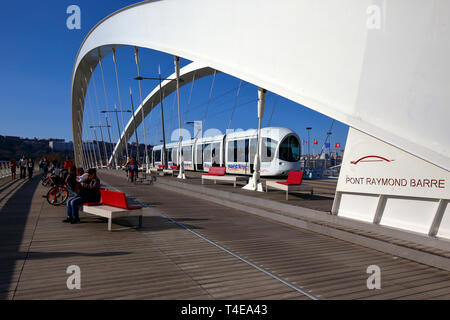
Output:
0 160 13 178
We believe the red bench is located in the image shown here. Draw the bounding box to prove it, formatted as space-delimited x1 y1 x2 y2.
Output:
265 170 313 200
202 166 248 187
204 167 226 176
82 190 144 231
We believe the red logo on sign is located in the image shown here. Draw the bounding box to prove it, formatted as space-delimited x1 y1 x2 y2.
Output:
350 155 394 165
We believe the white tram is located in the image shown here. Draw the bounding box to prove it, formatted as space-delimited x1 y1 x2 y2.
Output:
152 127 301 176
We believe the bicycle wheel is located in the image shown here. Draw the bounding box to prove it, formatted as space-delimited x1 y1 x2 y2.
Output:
47 186 69 206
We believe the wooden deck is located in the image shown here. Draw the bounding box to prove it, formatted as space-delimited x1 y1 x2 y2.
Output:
1 172 450 300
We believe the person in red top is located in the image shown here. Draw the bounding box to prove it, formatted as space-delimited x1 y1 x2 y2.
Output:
9 158 17 180
64 157 73 169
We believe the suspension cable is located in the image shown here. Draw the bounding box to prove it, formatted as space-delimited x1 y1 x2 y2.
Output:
98 53 115 166
84 79 102 167
227 80 243 130
184 71 196 119
202 70 217 126
112 47 129 160
90 66 109 165
267 95 279 126
134 46 150 168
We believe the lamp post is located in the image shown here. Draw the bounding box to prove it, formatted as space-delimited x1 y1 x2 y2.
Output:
306 127 312 171
133 73 183 169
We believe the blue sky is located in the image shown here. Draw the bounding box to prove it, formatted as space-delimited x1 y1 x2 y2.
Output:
0 0 348 155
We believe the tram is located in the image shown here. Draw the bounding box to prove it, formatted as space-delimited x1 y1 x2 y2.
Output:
152 127 301 176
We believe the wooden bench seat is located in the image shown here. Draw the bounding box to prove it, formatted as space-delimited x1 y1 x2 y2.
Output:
82 189 144 231
201 167 248 188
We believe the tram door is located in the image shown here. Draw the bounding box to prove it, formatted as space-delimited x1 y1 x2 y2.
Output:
196 144 203 171
227 139 250 174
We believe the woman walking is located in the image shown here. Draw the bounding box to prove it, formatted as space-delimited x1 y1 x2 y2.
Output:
9 158 17 180
27 158 34 180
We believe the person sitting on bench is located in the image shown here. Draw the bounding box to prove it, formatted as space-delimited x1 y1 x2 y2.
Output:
63 168 101 224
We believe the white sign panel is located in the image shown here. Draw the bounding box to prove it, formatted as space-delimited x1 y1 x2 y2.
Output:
338 128 450 200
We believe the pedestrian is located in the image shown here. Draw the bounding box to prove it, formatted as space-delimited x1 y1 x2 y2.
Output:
27 158 34 180
127 157 139 182
9 158 17 180
64 168 101 224
19 155 27 179
41 157 50 176
64 157 73 169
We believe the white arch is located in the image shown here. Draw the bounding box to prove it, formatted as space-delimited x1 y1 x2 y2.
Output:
109 61 216 162
72 0 450 172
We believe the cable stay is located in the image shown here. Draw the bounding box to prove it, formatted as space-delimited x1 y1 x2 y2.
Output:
227 80 243 130
267 94 279 127
90 66 109 166
202 70 217 127
318 119 335 160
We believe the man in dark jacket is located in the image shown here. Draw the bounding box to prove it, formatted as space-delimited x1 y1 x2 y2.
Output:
63 168 101 224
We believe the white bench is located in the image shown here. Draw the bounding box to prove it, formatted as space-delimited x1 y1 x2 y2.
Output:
82 205 144 231
202 175 249 188
265 180 313 200
163 169 179 176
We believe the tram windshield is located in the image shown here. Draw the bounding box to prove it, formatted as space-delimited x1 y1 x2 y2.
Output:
279 136 300 162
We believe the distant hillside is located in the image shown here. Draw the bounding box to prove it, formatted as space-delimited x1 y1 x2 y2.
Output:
0 136 73 161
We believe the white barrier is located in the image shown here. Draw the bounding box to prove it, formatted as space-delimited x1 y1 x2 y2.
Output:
332 128 450 239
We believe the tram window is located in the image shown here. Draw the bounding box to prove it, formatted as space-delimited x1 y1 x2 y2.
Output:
172 147 178 165
203 144 211 162
154 150 161 162
249 139 257 164
196 145 203 164
182 146 192 161
261 137 277 162
212 143 220 166
279 136 300 162
228 140 237 162
237 140 246 162
167 148 172 162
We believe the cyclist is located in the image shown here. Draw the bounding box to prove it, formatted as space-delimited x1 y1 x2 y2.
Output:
127 157 139 182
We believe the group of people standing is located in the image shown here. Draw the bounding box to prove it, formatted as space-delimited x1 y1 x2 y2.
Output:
8 156 35 180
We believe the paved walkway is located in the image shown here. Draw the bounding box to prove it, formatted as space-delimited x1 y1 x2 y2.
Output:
1 172 449 299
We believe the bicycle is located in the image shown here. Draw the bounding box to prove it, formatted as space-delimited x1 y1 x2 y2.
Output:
46 176 76 206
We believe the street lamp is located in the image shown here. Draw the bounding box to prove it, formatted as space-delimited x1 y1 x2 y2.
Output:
133 70 183 169
100 108 132 164
306 127 312 171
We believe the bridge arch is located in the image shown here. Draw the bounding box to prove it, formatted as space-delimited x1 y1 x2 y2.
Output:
72 0 450 171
